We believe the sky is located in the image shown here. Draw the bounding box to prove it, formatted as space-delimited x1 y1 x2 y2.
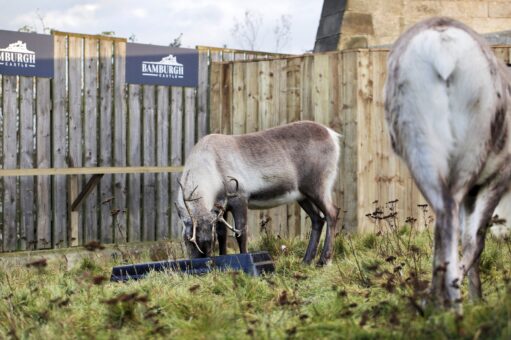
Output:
0 0 323 54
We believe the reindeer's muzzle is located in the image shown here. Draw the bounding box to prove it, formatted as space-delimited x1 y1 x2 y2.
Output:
185 238 213 258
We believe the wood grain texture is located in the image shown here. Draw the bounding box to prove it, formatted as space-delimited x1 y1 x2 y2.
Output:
113 41 128 243
156 86 171 240
68 36 83 245
19 76 35 250
197 51 209 139
3 76 18 251
142 85 156 241
36 78 51 249
170 87 183 239
99 39 114 243
128 85 142 242
52 34 68 247
83 37 99 242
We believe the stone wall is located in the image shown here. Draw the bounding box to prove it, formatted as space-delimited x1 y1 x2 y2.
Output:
339 0 511 49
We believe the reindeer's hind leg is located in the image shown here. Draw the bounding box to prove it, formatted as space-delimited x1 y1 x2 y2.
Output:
299 199 325 264
460 162 511 300
399 143 462 307
230 196 249 254
309 196 338 267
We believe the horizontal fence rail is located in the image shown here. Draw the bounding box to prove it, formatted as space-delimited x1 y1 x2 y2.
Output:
0 32 286 252
0 166 184 177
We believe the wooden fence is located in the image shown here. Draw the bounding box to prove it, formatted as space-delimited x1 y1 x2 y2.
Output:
210 46 511 236
0 31 285 252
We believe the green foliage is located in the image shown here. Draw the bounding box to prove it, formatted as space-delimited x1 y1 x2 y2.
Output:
1 231 511 339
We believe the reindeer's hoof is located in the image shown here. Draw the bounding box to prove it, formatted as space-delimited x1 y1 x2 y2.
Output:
316 258 332 267
301 257 314 266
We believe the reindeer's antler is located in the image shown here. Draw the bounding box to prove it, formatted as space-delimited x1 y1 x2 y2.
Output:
177 178 203 254
214 203 242 237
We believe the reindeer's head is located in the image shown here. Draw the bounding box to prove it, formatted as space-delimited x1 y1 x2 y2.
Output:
176 176 242 258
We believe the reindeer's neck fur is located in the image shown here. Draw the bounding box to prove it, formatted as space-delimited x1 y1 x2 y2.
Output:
180 158 223 216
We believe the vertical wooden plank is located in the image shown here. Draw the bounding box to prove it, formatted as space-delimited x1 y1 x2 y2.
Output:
36 79 51 249
332 52 344 229
270 59 288 237
231 61 249 240
300 55 314 121
274 59 288 126
257 60 276 238
286 57 303 238
245 62 259 133
170 87 184 239
209 61 222 134
184 87 196 158
113 41 128 243
99 39 114 243
328 53 341 131
68 176 79 246
197 50 209 139
52 34 68 247
2 75 18 251
128 84 142 242
83 37 99 242
156 86 171 240
68 36 83 246
299 55 314 238
277 59 290 237
312 54 330 125
221 63 233 135
356 50 375 232
19 76 35 250
143 85 156 241
258 60 272 129
372 50 387 227
341 51 359 232
246 61 260 239
232 62 246 135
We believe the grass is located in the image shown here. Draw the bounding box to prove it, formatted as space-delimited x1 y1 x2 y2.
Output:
1 218 511 339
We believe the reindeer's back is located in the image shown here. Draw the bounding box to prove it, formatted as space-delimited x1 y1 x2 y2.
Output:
190 121 340 198
385 17 511 188
234 121 339 170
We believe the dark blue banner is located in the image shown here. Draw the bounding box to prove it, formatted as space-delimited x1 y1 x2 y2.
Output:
0 30 53 78
126 43 198 87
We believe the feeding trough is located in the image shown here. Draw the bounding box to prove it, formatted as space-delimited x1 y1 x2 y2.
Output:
110 251 275 282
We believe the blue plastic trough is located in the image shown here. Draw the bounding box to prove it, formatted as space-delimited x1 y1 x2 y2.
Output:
110 251 275 282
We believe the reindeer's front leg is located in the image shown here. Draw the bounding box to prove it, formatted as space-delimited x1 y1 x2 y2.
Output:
216 221 228 255
230 196 248 253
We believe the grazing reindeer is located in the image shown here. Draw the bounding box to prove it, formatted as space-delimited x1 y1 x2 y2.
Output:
385 17 511 307
175 121 341 266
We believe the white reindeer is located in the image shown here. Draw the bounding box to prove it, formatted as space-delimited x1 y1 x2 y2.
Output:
175 121 341 266
385 17 511 307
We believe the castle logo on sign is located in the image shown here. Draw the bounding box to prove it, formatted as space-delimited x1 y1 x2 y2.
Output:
141 54 184 79
0 40 36 68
